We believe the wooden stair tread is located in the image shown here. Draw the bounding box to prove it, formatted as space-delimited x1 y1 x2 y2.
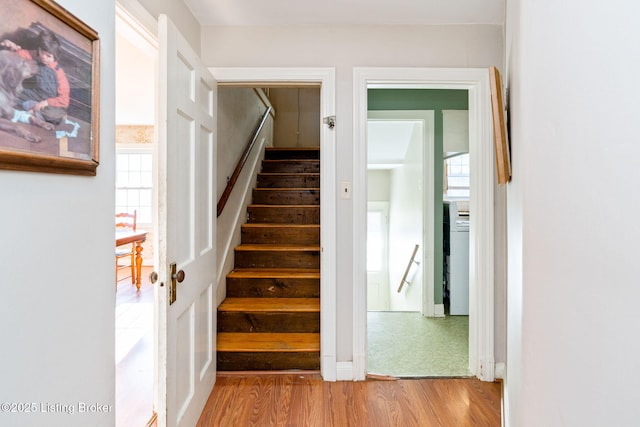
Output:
258 173 320 176
253 188 320 191
262 159 319 163
229 268 320 279
266 147 319 150
242 223 319 228
219 298 319 312
248 204 319 208
236 244 320 251
217 333 320 352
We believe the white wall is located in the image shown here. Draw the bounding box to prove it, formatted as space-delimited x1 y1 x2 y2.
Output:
137 0 200 53
216 88 273 304
367 170 390 201
388 125 423 311
202 24 503 361
505 0 640 425
115 20 156 125
0 0 116 426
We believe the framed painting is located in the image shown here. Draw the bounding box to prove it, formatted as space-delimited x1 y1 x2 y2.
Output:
489 66 511 184
0 0 100 176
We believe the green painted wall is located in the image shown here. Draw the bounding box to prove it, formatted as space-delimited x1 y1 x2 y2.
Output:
368 89 468 307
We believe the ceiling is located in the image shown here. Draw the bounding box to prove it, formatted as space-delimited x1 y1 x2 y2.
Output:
183 0 505 27
367 120 421 169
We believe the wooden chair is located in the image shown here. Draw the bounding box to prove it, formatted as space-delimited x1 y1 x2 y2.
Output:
115 210 137 286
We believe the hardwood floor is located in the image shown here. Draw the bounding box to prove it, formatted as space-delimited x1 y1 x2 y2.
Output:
116 266 155 427
197 373 502 426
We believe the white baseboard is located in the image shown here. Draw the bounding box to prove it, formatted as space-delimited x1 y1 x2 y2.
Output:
495 362 505 379
434 304 445 317
336 362 353 381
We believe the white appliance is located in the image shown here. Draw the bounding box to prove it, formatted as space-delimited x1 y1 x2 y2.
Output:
447 200 469 315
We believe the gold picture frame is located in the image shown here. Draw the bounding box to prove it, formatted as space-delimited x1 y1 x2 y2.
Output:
0 0 100 176
489 66 511 184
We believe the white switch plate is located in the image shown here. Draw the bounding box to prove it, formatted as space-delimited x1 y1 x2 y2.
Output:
340 181 352 199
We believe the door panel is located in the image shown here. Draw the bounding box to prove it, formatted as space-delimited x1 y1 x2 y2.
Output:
157 14 217 427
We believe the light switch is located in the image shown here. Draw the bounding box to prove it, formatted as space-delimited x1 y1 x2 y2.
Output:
340 181 352 199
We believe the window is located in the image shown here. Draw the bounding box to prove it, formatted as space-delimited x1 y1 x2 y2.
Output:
116 147 153 224
444 153 470 198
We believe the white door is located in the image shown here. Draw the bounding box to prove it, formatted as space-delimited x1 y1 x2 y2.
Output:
156 15 217 427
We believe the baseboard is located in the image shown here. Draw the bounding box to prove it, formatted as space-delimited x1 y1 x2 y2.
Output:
495 362 505 379
434 304 445 317
336 362 353 381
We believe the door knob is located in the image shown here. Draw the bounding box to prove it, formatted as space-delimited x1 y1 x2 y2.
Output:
172 269 185 283
149 271 158 284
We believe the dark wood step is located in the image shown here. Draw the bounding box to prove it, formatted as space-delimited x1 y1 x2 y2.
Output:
226 268 320 298
257 173 320 188
242 224 320 245
264 147 320 160
218 298 320 332
247 205 319 224
261 160 320 173
253 188 320 205
234 244 320 269
217 332 320 371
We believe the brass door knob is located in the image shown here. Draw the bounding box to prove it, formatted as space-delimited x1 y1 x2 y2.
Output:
172 269 185 283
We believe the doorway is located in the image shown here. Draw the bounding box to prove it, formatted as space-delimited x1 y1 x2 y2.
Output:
353 68 496 382
212 67 338 380
366 102 474 377
114 4 158 426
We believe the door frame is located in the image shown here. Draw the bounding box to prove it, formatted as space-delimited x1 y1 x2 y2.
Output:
367 110 435 316
353 68 495 381
210 67 338 381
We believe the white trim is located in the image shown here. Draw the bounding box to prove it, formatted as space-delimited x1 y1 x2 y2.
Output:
116 0 158 46
210 67 338 381
353 67 495 382
336 362 354 381
434 303 445 317
495 362 505 379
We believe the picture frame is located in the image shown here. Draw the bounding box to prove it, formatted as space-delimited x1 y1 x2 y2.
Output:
0 0 100 176
489 66 511 184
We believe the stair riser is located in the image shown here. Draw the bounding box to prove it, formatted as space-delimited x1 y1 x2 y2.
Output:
226 278 320 298
235 251 320 269
257 174 319 188
252 189 320 205
261 161 320 173
217 352 320 371
242 226 320 244
248 207 319 224
264 149 320 160
218 312 320 333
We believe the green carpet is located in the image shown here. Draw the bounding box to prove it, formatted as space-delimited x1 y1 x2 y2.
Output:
367 311 471 377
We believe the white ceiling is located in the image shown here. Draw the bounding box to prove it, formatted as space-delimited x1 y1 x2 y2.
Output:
367 120 422 169
183 0 505 27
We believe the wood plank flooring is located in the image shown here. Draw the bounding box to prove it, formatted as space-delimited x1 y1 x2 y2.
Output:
116 266 155 427
197 373 502 426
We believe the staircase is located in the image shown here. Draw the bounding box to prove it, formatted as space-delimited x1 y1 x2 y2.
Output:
217 147 321 371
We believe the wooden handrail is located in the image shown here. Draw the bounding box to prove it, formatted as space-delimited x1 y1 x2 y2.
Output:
217 106 272 217
397 244 420 293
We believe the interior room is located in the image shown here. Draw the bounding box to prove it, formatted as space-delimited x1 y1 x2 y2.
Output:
7 1 640 426
366 89 471 377
114 8 157 426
